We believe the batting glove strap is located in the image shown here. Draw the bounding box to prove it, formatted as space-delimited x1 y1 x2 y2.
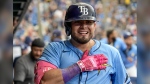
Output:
77 60 86 72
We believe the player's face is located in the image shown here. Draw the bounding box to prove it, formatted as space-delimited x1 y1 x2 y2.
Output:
31 47 44 60
71 20 96 44
112 30 118 39
125 36 133 46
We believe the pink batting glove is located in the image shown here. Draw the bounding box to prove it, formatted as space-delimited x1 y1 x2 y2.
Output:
77 50 108 72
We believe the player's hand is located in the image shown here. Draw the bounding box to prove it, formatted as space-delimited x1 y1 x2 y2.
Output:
127 57 133 62
77 50 108 72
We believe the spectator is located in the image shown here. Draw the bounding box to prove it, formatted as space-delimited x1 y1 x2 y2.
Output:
51 29 62 42
13 43 29 68
43 28 51 45
14 38 45 84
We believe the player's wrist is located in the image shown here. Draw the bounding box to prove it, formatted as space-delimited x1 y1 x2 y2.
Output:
76 60 86 72
61 63 81 83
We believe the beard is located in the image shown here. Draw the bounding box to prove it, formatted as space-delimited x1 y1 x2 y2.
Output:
112 37 116 42
71 33 93 44
126 43 132 47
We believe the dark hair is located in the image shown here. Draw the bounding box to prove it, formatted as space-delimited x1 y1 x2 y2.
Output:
31 38 45 47
106 29 115 38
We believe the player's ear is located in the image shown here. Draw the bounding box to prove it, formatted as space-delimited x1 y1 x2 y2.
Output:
94 22 96 29
93 22 97 32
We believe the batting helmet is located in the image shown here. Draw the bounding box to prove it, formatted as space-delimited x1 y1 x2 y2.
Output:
64 3 97 36
123 31 133 39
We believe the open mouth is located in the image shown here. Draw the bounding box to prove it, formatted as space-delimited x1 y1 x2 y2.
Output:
78 31 88 34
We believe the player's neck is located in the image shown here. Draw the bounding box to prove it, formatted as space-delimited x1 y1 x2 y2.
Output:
127 44 132 49
70 39 95 52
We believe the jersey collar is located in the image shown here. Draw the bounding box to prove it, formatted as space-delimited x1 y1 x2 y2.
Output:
64 39 101 58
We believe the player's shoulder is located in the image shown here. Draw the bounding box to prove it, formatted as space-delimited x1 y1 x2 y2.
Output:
99 42 121 60
16 54 30 64
100 38 107 41
132 44 137 50
100 38 107 43
100 38 107 40
102 42 118 51
45 41 72 52
95 39 118 52
116 37 124 42
47 41 66 49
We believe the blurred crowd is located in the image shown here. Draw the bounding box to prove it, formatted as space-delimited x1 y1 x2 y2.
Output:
13 0 137 84
13 0 137 51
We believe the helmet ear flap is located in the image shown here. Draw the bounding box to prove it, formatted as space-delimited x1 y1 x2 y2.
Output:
65 22 71 36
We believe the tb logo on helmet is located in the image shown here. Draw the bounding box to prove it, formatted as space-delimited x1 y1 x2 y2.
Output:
78 6 88 15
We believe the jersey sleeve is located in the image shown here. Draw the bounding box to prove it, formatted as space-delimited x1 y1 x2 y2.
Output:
34 60 57 84
111 51 131 84
39 42 62 67
120 39 127 51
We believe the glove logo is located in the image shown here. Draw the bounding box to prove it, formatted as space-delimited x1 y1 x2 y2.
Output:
78 6 88 15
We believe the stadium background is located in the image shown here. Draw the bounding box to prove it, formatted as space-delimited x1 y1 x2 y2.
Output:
13 0 138 84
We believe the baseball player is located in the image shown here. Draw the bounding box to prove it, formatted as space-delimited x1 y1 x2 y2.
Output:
122 31 137 77
34 3 131 84
100 29 127 60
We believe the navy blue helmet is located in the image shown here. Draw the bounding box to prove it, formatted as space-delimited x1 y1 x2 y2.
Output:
64 3 97 36
123 31 134 39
